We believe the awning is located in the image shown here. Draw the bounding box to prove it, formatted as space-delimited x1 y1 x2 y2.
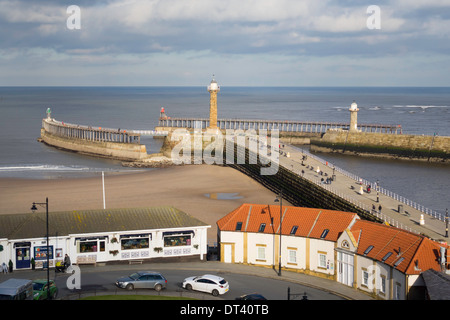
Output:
163 230 195 237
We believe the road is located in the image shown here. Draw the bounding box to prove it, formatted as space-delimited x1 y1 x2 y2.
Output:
54 268 345 300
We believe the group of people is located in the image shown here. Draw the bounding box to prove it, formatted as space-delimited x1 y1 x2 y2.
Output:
1 255 71 273
372 204 383 214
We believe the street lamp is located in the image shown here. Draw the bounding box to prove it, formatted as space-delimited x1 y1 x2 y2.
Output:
274 190 283 276
445 209 448 238
376 179 380 203
31 197 51 300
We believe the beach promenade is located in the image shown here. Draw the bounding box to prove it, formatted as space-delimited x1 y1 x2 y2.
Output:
279 144 448 241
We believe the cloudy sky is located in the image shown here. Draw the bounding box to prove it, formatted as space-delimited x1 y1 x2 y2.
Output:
1 0 449 86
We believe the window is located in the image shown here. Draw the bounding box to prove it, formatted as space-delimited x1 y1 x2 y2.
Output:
288 249 297 264
318 253 327 268
395 283 402 300
99 240 105 252
258 223 266 233
121 237 150 250
257 246 266 260
77 238 107 253
164 235 191 247
235 222 243 231
290 226 298 235
363 245 374 256
394 257 405 268
78 241 97 253
380 276 386 294
362 270 369 287
320 229 329 239
382 252 392 262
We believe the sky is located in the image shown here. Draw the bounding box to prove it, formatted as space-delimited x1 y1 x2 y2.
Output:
1 0 450 86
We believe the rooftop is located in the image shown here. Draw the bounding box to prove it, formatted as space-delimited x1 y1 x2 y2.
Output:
217 203 359 241
0 207 210 240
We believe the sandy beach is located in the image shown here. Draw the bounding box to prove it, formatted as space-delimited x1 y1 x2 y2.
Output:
0 165 284 243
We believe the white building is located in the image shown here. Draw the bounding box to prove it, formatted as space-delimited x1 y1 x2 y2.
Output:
0 207 210 270
217 203 449 300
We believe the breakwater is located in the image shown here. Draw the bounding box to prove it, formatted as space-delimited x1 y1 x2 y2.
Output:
39 118 148 161
311 130 450 163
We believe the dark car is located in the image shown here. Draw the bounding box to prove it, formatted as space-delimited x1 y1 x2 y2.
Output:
115 271 167 291
235 293 267 300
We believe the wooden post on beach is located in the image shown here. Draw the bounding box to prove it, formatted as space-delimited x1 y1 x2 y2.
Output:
102 171 106 209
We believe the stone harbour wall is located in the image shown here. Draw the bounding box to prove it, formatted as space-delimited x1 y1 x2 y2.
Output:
311 130 450 162
40 129 148 161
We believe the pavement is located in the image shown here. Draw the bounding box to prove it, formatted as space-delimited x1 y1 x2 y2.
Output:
279 144 448 242
0 260 374 300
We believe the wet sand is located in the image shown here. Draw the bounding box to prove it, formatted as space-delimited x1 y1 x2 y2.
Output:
0 165 283 243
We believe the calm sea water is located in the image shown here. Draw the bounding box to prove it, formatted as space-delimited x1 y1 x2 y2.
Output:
0 86 448 212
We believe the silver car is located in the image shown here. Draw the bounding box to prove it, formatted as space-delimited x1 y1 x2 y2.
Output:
115 271 167 291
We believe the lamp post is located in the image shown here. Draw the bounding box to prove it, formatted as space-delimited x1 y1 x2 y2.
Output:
376 179 380 203
31 197 50 300
445 209 448 238
274 190 283 276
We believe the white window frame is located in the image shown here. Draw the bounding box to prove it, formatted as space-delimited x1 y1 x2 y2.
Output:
318 253 327 268
362 270 369 287
288 249 297 264
380 276 386 294
257 246 266 261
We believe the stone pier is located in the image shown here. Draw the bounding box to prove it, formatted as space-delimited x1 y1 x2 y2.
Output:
40 117 148 161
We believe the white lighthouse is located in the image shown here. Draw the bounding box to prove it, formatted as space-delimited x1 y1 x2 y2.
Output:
349 100 359 132
207 76 220 130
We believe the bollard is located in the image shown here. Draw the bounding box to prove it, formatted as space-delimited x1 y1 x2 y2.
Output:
398 204 404 214
420 214 425 225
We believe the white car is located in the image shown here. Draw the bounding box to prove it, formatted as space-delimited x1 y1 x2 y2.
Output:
182 274 229 296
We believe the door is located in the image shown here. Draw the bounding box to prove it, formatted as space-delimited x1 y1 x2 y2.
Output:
223 244 232 263
16 247 31 269
337 252 354 287
134 275 148 289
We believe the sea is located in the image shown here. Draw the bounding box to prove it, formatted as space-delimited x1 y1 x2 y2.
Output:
0 86 449 214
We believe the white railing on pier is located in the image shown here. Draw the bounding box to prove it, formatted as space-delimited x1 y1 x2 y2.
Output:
292 146 445 222
130 130 169 136
277 154 420 235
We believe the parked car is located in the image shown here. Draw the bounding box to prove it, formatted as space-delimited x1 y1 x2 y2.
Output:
182 274 229 296
0 279 33 300
235 293 267 300
115 271 167 291
33 279 58 300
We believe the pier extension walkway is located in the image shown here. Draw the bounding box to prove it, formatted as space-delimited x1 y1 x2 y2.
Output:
278 144 448 241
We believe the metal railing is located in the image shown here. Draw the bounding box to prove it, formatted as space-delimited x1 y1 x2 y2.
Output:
291 146 445 222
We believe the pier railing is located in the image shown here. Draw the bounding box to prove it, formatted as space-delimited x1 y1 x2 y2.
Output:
159 117 402 134
236 135 442 235
42 118 141 144
294 146 445 223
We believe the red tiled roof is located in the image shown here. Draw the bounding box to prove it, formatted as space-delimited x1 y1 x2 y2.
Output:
218 204 448 275
217 203 358 241
350 220 446 274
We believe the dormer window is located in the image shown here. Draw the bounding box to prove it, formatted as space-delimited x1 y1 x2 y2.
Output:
258 223 266 233
290 226 298 235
